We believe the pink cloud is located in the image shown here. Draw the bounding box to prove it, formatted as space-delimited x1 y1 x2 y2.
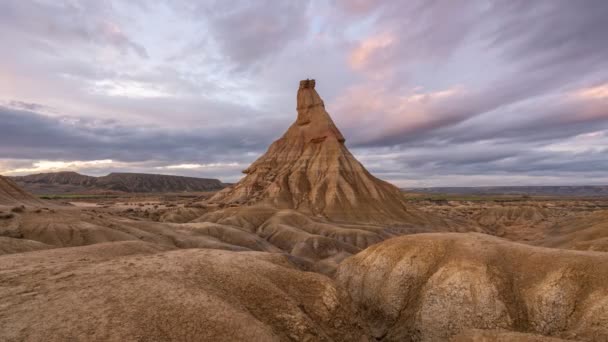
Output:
335 0 381 16
331 83 465 144
574 84 608 100
348 33 395 72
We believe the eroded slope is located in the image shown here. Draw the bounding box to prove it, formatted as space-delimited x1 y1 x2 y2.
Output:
336 233 608 341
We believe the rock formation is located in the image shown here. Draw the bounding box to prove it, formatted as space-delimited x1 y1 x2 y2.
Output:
209 79 413 223
0 242 370 341
0 175 43 206
336 233 608 341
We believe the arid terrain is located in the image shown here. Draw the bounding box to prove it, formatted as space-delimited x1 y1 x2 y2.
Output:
409 186 608 197
1 81 607 341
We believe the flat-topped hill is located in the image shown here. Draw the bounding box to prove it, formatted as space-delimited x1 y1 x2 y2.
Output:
12 171 224 194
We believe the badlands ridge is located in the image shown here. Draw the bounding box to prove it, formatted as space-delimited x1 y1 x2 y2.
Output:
1 80 607 341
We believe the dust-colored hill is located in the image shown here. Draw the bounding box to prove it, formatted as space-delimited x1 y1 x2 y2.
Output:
411 199 608 251
336 233 608 341
12 171 224 194
0 203 455 274
0 236 52 255
209 79 414 223
538 209 608 252
0 242 369 341
451 329 571 341
0 175 44 207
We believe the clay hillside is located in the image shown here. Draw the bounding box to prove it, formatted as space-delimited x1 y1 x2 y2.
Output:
12 171 224 194
0 175 44 207
209 79 414 223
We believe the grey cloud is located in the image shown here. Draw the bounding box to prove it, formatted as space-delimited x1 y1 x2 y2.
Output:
433 96 608 145
487 0 608 71
338 0 608 79
341 85 608 149
6 101 55 113
0 1 148 58
333 0 608 149
0 105 277 165
354 139 608 186
165 0 311 72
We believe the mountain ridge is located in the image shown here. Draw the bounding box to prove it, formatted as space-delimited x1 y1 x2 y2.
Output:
11 171 224 194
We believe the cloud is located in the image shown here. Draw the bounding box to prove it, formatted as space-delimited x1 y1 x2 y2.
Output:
158 162 241 170
0 1 148 58
3 159 115 175
348 33 395 71
164 0 312 72
353 130 608 187
575 84 608 100
486 0 608 73
0 105 276 165
5 100 56 113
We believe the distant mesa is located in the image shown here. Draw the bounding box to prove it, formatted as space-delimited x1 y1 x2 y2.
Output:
209 79 414 223
11 172 224 194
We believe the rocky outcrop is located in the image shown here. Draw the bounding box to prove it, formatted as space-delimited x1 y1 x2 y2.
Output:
0 203 440 272
0 242 370 341
336 233 608 341
209 80 415 223
0 175 44 206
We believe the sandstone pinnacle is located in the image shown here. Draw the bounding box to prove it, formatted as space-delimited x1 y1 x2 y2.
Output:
209 79 412 223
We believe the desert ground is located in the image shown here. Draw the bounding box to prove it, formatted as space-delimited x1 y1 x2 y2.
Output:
1 80 608 341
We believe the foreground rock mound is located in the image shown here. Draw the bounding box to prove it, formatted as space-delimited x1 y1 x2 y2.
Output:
0 236 52 255
451 329 571 342
0 242 369 341
210 79 412 223
0 175 43 206
336 233 608 341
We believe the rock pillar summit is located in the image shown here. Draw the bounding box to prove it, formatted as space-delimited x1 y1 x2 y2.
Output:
295 79 345 144
209 79 413 223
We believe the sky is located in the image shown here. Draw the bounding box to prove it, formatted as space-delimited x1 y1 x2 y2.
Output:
1 0 607 187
